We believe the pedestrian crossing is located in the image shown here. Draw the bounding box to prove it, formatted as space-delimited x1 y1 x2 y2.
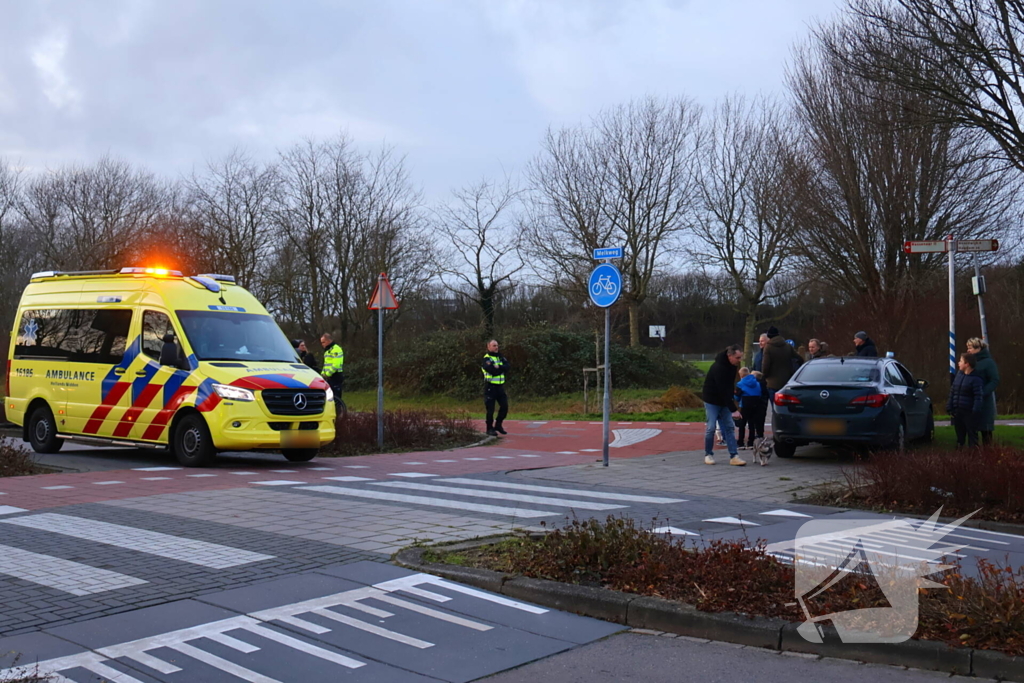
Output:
292 477 687 519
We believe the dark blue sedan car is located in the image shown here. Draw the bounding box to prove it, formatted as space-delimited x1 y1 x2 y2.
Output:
771 357 934 458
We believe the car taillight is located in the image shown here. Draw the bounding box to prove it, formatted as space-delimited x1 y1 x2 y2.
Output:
850 393 889 408
774 393 801 406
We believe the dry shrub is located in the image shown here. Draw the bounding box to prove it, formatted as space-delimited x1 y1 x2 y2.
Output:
654 385 704 410
323 409 479 457
458 516 1024 655
0 437 37 477
842 445 1024 522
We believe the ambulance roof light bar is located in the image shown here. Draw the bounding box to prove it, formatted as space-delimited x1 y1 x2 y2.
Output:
196 273 236 283
119 267 184 277
30 269 120 279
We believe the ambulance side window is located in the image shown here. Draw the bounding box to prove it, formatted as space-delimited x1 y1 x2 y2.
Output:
14 309 131 364
142 311 175 361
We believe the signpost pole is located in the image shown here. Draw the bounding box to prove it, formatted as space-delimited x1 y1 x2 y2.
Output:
602 307 611 468
377 274 385 450
948 235 956 382
973 253 990 345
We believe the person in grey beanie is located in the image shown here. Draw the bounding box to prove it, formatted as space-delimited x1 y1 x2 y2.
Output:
853 331 878 357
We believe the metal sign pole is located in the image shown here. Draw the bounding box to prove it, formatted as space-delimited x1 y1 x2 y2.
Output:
377 274 385 449
973 253 990 345
948 235 956 382
602 306 611 468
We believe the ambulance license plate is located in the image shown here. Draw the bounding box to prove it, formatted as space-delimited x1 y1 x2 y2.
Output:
281 430 319 448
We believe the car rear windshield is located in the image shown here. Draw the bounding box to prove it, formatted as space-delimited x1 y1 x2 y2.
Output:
177 310 299 363
795 363 879 383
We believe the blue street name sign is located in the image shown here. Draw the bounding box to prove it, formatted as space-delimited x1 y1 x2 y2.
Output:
593 246 623 260
588 263 622 308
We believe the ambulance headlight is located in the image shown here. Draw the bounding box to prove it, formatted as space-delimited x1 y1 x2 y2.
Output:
212 384 255 402
325 386 335 404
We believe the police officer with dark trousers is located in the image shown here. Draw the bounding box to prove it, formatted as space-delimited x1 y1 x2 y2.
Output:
482 339 509 436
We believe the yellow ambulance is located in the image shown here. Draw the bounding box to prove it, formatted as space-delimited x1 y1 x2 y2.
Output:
4 268 336 466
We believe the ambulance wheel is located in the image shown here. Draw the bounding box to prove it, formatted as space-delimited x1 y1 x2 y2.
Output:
172 414 216 467
282 449 318 462
28 405 63 454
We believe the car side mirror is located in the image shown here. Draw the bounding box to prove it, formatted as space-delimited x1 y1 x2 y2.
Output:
917 379 929 390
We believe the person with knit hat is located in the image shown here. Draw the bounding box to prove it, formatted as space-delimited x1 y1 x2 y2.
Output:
853 331 878 357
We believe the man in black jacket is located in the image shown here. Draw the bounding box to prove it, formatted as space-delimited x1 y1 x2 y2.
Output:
853 331 878 357
701 345 746 466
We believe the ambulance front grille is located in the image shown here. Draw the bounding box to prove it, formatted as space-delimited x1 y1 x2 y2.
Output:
260 389 327 416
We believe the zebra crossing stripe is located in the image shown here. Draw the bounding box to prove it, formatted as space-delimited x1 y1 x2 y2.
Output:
296 485 557 518
372 481 627 511
437 478 686 504
0 543 147 595
0 513 273 568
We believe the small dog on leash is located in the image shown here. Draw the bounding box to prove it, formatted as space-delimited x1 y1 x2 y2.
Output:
752 437 774 466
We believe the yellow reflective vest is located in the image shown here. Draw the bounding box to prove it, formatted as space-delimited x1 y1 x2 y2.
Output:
322 342 344 378
481 353 506 384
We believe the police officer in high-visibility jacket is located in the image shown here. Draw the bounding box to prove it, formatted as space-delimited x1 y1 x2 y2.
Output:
482 339 509 436
320 333 344 407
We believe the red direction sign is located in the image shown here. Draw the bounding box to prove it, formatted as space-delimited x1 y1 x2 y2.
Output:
367 272 400 310
955 239 999 253
903 240 948 254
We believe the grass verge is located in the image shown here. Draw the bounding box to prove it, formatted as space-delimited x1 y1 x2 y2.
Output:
425 516 1024 655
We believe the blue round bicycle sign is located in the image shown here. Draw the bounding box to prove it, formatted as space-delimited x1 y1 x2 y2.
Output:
588 263 622 308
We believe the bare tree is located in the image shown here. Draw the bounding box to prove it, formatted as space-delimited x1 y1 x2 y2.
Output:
431 176 524 336
834 0 1024 172
691 96 807 361
0 159 38 346
183 150 280 298
527 96 701 346
789 26 1020 345
19 156 167 270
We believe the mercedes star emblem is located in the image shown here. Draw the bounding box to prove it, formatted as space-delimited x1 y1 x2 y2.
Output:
293 393 308 410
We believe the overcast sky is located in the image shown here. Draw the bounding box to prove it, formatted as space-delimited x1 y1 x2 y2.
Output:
1 0 841 201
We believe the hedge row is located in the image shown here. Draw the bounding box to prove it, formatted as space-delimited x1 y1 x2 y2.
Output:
344 326 700 398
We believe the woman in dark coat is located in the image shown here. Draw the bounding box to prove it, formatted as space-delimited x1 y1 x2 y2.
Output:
966 337 999 444
947 353 984 448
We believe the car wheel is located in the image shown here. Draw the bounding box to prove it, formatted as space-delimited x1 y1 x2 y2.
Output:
28 405 63 454
922 411 935 443
172 414 216 467
775 441 796 458
282 448 318 462
889 419 906 453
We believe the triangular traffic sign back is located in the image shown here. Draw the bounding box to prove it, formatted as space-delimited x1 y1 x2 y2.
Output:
367 272 400 310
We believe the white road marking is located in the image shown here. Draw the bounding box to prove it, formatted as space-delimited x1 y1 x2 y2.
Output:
140 477 172 481
0 543 146 595
322 476 374 482
132 467 182 471
170 641 279 682
42 486 74 490
311 608 433 648
1 513 274 568
491 456 514 459
760 509 813 518
270 469 298 473
703 517 760 526
0 506 27 515
387 472 437 478
518 454 540 458
610 428 661 448
307 467 334 471
556 451 578 454
93 480 124 485
187 474 218 478
404 461 427 465
653 526 699 536
251 480 305 486
560 422 576 424
297 485 556 518
372 482 627 511
375 573 548 614
344 465 370 469
463 457 486 461
580 448 601 452
438 478 687 504
435 459 457 463
230 471 259 475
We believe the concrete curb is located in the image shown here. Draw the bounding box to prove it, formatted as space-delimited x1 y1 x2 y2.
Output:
394 541 1024 682
454 433 499 449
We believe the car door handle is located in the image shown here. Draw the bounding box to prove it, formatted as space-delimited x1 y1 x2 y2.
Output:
135 370 148 376
114 368 126 375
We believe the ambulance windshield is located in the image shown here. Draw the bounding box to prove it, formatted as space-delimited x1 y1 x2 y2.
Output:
176 310 299 363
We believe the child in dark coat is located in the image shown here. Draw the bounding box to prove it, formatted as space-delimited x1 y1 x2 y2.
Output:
947 353 984 448
736 370 768 448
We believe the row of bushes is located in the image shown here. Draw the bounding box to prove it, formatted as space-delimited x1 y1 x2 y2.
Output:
321 410 480 457
434 516 1024 655
344 326 701 398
